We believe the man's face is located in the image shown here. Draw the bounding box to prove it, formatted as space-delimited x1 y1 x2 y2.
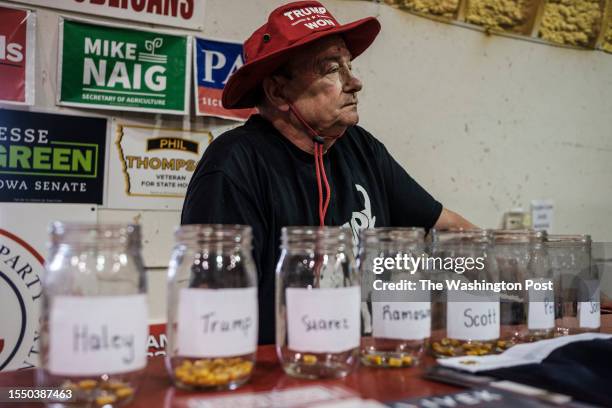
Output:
282 36 363 138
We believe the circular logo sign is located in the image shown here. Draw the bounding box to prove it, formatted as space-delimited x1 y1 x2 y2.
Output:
0 229 43 371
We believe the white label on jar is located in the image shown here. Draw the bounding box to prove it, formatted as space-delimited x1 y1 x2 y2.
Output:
447 302 500 341
286 287 360 353
372 301 431 340
579 302 600 329
527 282 555 330
579 283 600 329
177 287 258 358
49 295 148 376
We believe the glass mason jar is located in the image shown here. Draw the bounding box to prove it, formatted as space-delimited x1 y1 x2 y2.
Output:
360 228 429 368
493 230 555 345
166 225 258 391
38 223 147 408
276 227 360 379
430 229 504 357
548 235 599 334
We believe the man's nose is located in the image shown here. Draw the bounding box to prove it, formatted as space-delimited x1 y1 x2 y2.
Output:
343 70 362 94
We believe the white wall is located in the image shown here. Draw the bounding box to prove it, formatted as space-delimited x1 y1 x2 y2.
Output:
1 0 611 321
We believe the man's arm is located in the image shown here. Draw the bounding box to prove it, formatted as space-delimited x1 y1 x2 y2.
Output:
434 208 477 230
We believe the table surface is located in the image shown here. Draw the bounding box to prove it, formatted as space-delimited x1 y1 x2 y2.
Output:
2 314 610 408
0 348 461 407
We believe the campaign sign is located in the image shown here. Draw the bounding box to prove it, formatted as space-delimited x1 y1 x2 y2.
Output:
0 5 35 105
0 109 106 204
58 19 191 115
108 122 212 210
0 228 43 371
147 323 167 357
194 38 255 121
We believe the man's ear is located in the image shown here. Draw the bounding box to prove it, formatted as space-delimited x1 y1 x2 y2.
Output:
262 76 291 112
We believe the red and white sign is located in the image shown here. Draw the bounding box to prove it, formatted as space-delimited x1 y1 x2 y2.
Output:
147 323 167 357
194 37 256 121
11 0 204 30
0 229 43 371
0 5 35 105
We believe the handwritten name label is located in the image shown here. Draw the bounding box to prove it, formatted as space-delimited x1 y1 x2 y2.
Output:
528 280 555 330
447 301 500 341
286 287 360 353
579 301 600 329
177 287 257 358
372 301 431 340
49 295 147 376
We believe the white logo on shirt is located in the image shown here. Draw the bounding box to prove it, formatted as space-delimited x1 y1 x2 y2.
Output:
341 185 376 334
342 184 376 250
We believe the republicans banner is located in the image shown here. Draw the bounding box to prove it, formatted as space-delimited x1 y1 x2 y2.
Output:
10 0 205 30
194 38 255 121
0 5 35 105
0 108 106 204
58 18 191 115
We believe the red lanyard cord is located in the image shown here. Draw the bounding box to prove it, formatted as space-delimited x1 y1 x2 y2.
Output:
289 104 331 226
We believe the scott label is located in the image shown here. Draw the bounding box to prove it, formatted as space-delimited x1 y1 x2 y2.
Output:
447 302 500 341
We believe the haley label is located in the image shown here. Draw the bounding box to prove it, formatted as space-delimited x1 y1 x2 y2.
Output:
286 287 360 353
372 301 431 340
193 37 255 121
108 122 212 210
0 109 106 204
177 288 257 358
58 19 190 114
0 5 35 105
447 302 500 341
527 282 555 330
49 295 148 376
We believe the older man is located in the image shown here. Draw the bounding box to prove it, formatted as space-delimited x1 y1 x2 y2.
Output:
182 1 473 344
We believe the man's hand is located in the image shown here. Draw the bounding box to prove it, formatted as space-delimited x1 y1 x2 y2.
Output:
434 208 477 230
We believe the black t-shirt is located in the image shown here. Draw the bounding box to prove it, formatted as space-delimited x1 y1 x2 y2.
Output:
181 114 443 344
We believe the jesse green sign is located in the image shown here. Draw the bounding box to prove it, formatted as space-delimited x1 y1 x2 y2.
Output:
58 19 191 114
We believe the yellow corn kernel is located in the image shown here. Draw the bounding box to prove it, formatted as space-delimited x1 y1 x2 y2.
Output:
95 394 117 406
182 374 197 385
388 357 403 367
303 354 318 365
78 379 97 390
366 354 383 365
103 380 125 391
402 356 414 366
115 387 134 399
193 368 211 377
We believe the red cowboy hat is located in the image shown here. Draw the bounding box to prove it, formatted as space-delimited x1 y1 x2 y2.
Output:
221 1 381 109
